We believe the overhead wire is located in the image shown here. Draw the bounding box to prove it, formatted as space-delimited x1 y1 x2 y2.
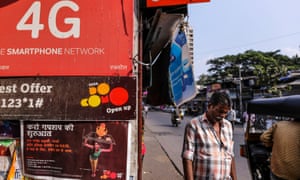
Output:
199 31 300 55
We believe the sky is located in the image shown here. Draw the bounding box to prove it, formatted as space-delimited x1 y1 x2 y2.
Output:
188 0 300 77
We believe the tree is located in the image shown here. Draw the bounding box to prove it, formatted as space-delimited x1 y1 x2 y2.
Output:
197 49 300 94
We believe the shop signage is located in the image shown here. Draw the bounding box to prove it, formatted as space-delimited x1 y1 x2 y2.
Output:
0 76 136 120
0 0 133 76
169 28 197 106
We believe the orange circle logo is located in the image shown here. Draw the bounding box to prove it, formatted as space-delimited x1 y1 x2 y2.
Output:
97 83 110 95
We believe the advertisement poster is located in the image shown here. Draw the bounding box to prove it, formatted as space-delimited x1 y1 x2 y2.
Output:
169 28 197 106
21 121 128 180
0 76 136 120
0 0 133 76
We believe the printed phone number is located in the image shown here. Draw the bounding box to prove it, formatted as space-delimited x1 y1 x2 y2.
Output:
1 98 44 108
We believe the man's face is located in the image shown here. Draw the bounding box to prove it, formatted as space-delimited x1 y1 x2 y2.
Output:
207 104 230 124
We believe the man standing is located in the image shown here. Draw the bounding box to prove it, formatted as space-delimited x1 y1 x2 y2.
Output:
260 120 300 180
182 91 237 180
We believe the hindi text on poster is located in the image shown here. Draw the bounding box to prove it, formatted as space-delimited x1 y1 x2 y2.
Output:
22 121 128 179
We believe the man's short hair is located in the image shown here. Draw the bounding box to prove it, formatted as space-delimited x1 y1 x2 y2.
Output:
209 91 232 108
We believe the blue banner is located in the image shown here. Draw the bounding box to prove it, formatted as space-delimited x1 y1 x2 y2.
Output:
169 28 197 106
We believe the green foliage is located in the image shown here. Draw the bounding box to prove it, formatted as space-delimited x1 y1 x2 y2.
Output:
197 49 300 91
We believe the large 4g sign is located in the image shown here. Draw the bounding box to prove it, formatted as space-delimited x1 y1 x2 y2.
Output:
0 0 133 76
17 1 80 39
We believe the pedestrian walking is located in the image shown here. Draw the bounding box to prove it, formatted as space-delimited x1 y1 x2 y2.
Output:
144 105 149 118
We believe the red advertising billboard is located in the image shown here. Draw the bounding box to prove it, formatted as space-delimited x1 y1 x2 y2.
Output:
0 0 133 76
146 0 210 7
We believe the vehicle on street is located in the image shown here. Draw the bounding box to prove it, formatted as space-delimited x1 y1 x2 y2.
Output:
240 95 300 180
170 108 185 127
186 99 202 116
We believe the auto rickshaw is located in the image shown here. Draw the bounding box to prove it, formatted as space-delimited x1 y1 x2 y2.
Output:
240 95 300 180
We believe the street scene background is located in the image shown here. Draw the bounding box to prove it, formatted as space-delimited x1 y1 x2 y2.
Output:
142 110 251 180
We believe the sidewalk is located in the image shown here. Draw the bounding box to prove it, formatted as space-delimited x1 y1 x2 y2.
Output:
142 126 183 180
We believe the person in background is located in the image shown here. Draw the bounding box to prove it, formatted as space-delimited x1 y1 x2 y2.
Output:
182 91 237 180
242 111 249 131
143 105 149 118
226 108 236 131
260 119 300 180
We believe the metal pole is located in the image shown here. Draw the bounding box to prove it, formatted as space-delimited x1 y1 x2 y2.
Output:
239 65 243 122
138 12 143 180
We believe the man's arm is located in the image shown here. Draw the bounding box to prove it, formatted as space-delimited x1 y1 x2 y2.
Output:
260 124 276 147
182 158 193 180
182 119 197 180
230 156 237 180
